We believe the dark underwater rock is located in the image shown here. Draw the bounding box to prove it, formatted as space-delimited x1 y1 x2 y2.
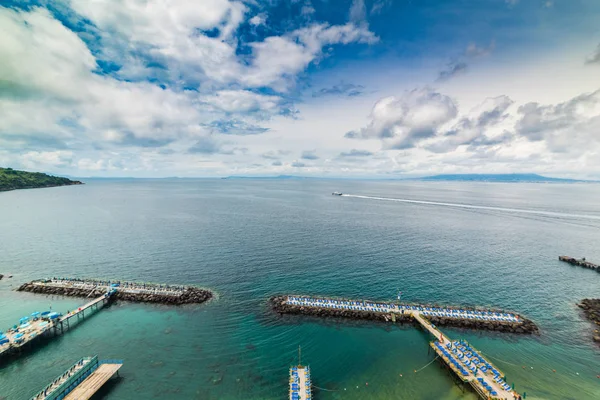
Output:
578 298 600 345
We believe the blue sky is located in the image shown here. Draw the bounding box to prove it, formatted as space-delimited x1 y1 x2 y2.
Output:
1 0 600 178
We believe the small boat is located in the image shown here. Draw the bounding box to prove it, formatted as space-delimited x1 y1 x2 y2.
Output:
332 192 342 196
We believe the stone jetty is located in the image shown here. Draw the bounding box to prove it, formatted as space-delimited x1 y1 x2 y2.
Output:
559 256 599 272
18 278 213 305
578 298 600 344
270 295 538 335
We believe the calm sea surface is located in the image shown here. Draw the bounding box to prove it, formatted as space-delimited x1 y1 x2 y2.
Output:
0 179 599 399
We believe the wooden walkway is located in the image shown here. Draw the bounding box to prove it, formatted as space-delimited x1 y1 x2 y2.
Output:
64 363 122 400
59 292 112 323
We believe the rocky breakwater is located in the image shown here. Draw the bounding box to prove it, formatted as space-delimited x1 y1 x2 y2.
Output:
270 296 538 334
424 314 538 334
578 298 600 344
17 282 213 305
270 296 414 324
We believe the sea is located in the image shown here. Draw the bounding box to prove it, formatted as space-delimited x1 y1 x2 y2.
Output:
0 179 599 400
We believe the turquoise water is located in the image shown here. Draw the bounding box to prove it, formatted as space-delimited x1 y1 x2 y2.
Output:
0 179 599 399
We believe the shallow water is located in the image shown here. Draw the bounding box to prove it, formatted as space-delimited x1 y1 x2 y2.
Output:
0 179 599 399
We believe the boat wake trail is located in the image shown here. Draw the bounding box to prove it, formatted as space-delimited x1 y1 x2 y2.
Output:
341 194 600 221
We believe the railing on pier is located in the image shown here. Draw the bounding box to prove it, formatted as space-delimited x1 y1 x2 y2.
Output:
30 356 99 400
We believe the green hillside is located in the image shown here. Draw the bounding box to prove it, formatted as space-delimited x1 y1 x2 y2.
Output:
0 167 83 191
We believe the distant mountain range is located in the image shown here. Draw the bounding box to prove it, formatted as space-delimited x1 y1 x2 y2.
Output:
417 173 582 183
223 173 585 182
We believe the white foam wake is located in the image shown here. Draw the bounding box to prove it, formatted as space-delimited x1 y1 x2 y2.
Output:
341 194 600 221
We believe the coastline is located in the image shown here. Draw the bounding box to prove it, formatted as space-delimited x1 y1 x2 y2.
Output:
0 181 84 192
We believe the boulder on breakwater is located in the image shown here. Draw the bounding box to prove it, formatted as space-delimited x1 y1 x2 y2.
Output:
425 315 538 334
577 298 600 344
17 282 213 305
269 296 538 334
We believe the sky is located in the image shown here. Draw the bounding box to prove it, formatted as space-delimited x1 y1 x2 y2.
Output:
1 0 600 178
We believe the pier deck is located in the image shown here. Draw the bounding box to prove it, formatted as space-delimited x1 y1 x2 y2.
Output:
417 314 516 399
30 356 122 400
60 291 114 324
64 362 122 400
1 292 113 360
290 365 311 400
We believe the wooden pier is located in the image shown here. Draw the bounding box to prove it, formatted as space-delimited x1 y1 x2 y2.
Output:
1 291 114 360
64 362 122 400
57 290 115 333
30 355 122 400
559 256 599 271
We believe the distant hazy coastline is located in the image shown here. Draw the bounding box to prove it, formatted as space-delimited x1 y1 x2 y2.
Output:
222 173 587 183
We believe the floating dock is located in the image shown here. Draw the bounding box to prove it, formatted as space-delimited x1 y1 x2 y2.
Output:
18 278 213 305
0 290 114 360
274 296 528 399
559 256 599 272
30 355 122 400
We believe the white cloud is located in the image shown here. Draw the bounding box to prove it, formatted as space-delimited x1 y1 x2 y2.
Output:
349 0 367 23
346 88 458 149
249 13 266 26
21 151 74 170
242 23 378 91
200 90 282 114
426 95 514 153
70 0 377 93
0 7 96 101
515 89 600 153
71 0 246 41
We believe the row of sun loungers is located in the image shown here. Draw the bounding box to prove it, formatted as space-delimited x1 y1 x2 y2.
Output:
431 339 515 397
450 341 512 394
287 297 519 322
434 341 470 377
44 279 186 296
290 366 311 400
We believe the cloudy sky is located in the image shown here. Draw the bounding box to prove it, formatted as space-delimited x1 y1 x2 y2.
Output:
2 0 600 178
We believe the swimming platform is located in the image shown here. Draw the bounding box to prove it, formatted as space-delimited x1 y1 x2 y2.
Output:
0 290 115 360
290 365 311 400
